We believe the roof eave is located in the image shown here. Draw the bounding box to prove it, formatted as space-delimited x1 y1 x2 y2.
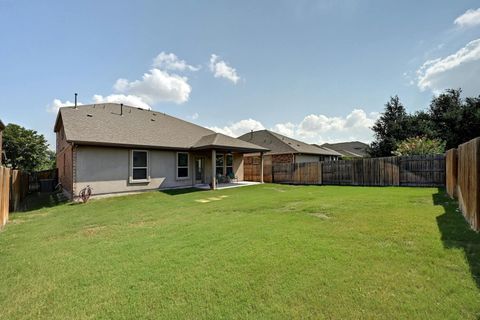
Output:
191 144 270 153
71 140 191 151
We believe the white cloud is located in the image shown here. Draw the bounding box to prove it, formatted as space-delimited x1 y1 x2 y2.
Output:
46 98 83 113
209 54 241 84
454 8 480 28
113 68 191 105
152 52 200 71
48 52 193 114
416 38 480 95
295 109 378 143
209 109 378 144
190 112 199 120
208 118 264 137
92 94 151 110
272 122 295 137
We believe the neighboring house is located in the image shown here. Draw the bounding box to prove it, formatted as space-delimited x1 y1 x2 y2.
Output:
54 103 268 198
238 130 342 163
318 141 369 158
0 119 4 165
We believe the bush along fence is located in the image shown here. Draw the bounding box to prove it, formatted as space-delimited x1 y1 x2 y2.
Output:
245 154 445 187
446 137 480 232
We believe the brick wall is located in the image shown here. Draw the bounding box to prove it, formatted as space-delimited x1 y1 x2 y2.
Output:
0 128 3 164
56 124 74 197
271 153 294 164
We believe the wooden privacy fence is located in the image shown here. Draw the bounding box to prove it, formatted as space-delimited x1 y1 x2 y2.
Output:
10 170 29 212
272 162 322 184
0 168 30 228
244 156 272 183
446 137 480 231
246 154 445 187
0 167 11 228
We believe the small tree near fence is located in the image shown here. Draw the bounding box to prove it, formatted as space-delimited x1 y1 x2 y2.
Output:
393 136 445 156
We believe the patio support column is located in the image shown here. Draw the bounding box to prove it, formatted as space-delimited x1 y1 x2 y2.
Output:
211 149 216 190
260 152 264 183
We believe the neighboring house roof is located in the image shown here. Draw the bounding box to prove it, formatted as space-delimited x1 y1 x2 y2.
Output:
319 141 369 157
0 119 4 130
54 103 267 152
238 130 342 156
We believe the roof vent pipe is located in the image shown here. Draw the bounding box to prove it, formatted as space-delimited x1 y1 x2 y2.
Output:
74 93 78 109
120 103 123 116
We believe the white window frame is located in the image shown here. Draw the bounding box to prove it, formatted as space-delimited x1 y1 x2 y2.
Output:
130 150 150 183
176 152 190 180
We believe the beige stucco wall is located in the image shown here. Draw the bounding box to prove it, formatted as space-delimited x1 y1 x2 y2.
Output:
295 154 320 163
75 146 195 195
233 153 244 180
74 146 247 196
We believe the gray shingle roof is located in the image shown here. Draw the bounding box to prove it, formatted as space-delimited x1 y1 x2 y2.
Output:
54 103 267 152
319 141 369 157
237 130 342 156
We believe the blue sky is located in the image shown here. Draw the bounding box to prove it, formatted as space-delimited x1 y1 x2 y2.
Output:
1 0 480 148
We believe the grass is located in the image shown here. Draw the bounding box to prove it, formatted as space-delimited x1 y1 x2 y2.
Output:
0 184 479 319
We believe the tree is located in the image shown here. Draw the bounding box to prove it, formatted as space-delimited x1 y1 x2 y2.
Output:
393 136 445 156
428 89 463 149
37 149 56 171
460 96 480 145
369 96 409 157
428 89 480 149
2 124 52 172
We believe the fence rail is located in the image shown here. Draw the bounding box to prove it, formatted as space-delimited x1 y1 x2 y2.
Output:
446 138 480 231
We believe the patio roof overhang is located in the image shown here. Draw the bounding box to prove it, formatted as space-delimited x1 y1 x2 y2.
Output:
191 133 269 154
191 145 268 153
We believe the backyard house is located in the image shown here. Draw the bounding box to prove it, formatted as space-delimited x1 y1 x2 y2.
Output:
238 130 342 182
318 141 369 158
54 103 268 198
238 129 342 164
0 119 4 164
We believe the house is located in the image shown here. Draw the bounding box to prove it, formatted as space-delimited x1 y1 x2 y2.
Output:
54 103 268 198
318 141 369 158
238 129 342 164
0 119 4 165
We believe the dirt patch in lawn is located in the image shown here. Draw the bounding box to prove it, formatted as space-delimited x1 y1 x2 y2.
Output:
80 225 107 237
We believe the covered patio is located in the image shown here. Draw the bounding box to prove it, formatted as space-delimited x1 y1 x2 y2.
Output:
190 133 269 190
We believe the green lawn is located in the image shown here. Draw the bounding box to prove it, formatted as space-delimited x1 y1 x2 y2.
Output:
0 185 479 319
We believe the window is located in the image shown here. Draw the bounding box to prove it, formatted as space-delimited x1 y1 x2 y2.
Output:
131 150 148 181
216 154 224 176
226 154 233 176
177 152 189 179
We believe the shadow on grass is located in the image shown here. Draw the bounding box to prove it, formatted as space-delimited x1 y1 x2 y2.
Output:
159 188 207 196
434 189 480 289
19 192 68 212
